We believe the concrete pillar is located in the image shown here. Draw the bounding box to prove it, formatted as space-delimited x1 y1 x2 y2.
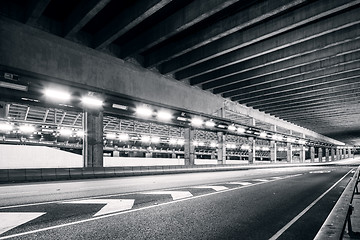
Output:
83 111 103 167
318 148 323 162
184 128 195 165
270 140 277 163
299 145 306 163
341 148 345 159
217 132 226 165
248 137 255 164
287 142 292 163
336 148 340 161
310 146 315 163
325 148 330 162
331 148 335 162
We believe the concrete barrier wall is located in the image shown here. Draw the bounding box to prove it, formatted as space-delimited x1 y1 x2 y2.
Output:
104 157 185 166
0 145 83 169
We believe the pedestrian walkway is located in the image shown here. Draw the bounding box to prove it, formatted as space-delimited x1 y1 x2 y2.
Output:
343 184 360 239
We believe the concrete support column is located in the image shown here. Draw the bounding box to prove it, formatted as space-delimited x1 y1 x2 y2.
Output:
336 148 340 161
248 137 255 164
83 111 103 167
217 132 226 165
325 148 330 162
318 148 323 162
270 140 277 163
184 128 195 165
346 148 349 158
341 149 345 159
299 145 306 163
310 146 315 163
287 142 292 163
331 148 335 162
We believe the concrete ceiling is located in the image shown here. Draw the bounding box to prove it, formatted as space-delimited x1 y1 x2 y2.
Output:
0 0 360 145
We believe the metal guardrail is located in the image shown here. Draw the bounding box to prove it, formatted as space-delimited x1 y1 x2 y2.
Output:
314 166 360 239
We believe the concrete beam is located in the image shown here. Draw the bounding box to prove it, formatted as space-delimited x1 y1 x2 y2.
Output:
233 71 360 102
192 28 360 87
165 1 360 76
25 0 51 25
144 0 306 67
243 83 360 107
119 0 241 58
210 41 360 93
283 112 360 121
253 88 360 110
63 0 111 37
93 0 172 49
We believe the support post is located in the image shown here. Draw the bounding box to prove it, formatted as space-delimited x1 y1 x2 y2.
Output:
248 137 255 164
287 142 292 163
331 148 335 162
184 128 195 165
325 148 329 162
336 148 340 161
270 140 277 163
83 111 103 167
217 131 226 165
310 146 315 163
318 148 323 162
299 145 306 163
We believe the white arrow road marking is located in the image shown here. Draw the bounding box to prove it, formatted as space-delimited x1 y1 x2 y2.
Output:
227 182 252 186
0 212 46 235
141 191 193 200
63 199 135 217
254 179 269 182
190 185 228 191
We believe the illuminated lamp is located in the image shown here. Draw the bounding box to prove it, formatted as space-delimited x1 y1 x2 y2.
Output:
44 88 71 101
135 106 152 118
231 144 237 149
76 130 84 137
259 132 267 138
193 140 199 146
169 138 177 145
228 125 236 131
81 96 103 107
141 135 151 142
241 145 250 150
106 133 117 139
198 141 205 146
119 133 129 141
237 127 245 134
255 146 261 151
19 125 35 134
210 142 217 148
262 147 270 151
0 123 13 132
59 128 73 136
177 139 185 145
151 136 160 143
191 118 203 127
205 120 215 128
157 111 172 121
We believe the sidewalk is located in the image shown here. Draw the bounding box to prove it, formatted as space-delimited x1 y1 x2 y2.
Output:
343 185 360 239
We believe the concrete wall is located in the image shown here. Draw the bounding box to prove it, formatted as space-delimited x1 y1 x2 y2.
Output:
0 145 83 169
104 157 184 166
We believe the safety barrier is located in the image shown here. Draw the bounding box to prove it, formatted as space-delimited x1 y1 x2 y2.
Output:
314 166 360 239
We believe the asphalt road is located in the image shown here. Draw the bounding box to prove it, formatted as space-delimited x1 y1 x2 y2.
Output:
0 159 359 239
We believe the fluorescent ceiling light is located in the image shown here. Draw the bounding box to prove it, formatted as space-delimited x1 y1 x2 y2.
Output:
76 130 84 137
19 125 35 133
217 124 227 129
151 136 160 143
112 103 128 110
205 120 215 128
44 89 71 101
157 111 172 121
141 135 151 142
136 106 152 118
262 147 270 151
177 139 185 145
255 146 261 151
228 125 236 131
0 123 13 131
193 140 199 146
82 96 103 107
241 145 249 150
106 133 117 139
191 118 203 127
237 127 245 133
119 133 129 141
259 132 267 138
59 128 72 136
198 141 205 146
210 142 217 148
0 81 28 91
169 138 177 144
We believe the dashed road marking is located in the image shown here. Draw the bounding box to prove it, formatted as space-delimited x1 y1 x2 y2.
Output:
309 171 331 174
227 182 253 186
254 179 270 182
62 199 135 217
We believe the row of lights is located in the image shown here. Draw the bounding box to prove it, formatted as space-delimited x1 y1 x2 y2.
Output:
44 88 103 107
0 123 84 137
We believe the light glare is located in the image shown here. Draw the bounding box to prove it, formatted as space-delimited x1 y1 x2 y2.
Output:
0 123 13 131
44 89 71 101
82 96 103 107
136 106 152 117
191 118 203 127
157 111 172 121
19 125 35 133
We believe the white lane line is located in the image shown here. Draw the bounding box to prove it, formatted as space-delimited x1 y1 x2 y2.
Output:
141 191 193 200
190 186 228 191
0 174 300 240
226 182 252 186
309 171 331 174
254 179 269 182
0 212 46 235
62 199 135 217
269 169 353 240
271 177 284 180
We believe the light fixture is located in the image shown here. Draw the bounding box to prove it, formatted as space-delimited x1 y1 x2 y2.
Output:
199 141 205 146
228 125 236 131
112 103 128 111
177 116 187 121
210 142 217 148
81 96 103 107
205 120 215 128
169 138 177 145
177 139 185 145
262 147 270 151
0 81 28 91
191 118 203 127
141 135 151 142
255 146 261 151
0 123 13 132
19 125 35 134
157 111 172 121
76 130 84 137
59 128 73 136
135 106 153 118
119 133 129 141
151 136 160 143
259 132 267 138
193 140 199 146
241 145 250 150
44 88 71 101
217 124 227 129
287 137 295 143
106 133 117 139
237 127 245 133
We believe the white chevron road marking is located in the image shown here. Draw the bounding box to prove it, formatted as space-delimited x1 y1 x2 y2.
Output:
141 191 193 200
63 199 135 217
0 212 46 235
